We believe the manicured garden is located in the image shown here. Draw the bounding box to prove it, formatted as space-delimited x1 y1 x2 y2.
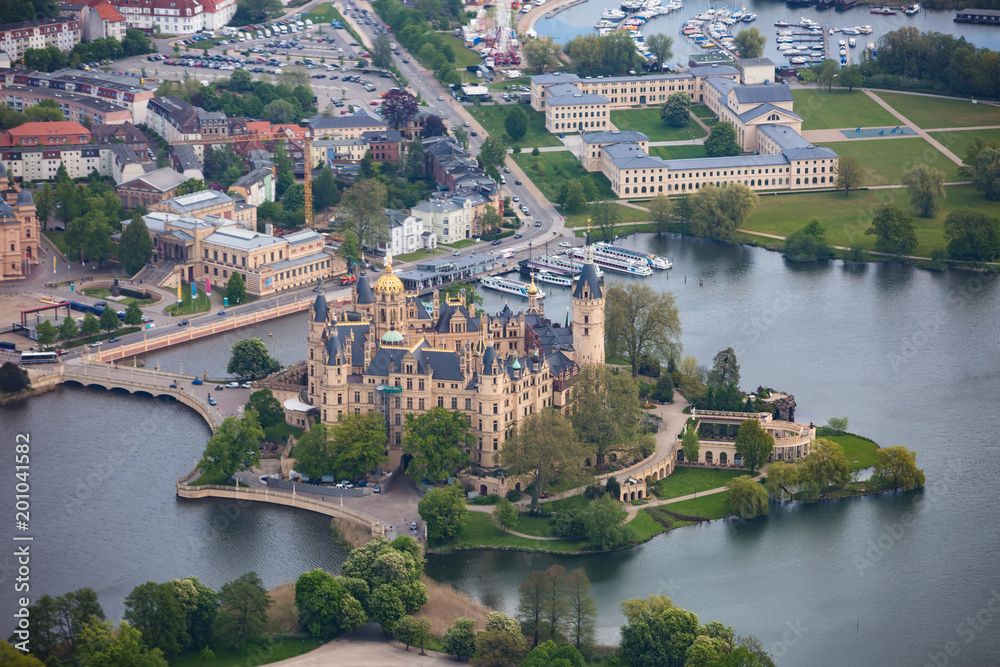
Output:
791 89 899 130
456 512 588 552
814 137 962 185
511 151 617 202
689 104 717 119
816 428 880 470
663 491 730 520
82 287 155 307
610 109 707 142
929 127 1000 157
166 290 211 316
874 91 1000 130
648 144 708 160
651 466 748 500
466 105 562 147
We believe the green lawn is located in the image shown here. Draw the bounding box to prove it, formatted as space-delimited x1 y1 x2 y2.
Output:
815 137 962 185
513 514 556 537
742 184 998 254
648 144 708 160
456 512 588 552
189 470 232 486
436 33 483 69
396 248 441 262
466 105 562 147
628 510 667 542
874 91 1000 130
929 128 1000 159
610 109 707 142
791 89 899 130
169 639 322 667
815 428 880 470
81 287 155 307
511 151 616 202
44 229 78 261
652 466 748 500
665 492 730 520
264 422 303 444
449 238 477 248
563 203 650 228
489 76 530 91
306 2 336 22
541 494 591 512
165 291 211 316
689 104 716 119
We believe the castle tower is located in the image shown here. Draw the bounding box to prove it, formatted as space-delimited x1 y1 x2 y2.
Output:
371 251 407 344
571 238 605 366
525 273 542 315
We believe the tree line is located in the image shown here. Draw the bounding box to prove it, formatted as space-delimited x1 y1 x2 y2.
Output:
22 30 155 73
371 0 470 87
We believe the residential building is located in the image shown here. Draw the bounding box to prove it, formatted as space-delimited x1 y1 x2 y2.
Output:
737 57 777 85
82 1 127 41
300 248 604 473
313 137 368 164
306 111 387 140
377 209 437 257
109 143 144 183
0 17 81 60
91 121 150 156
0 121 91 147
410 197 475 245
228 167 274 207
116 167 186 209
168 143 203 181
0 68 155 124
146 96 227 157
105 0 236 34
0 84 131 125
0 177 39 282
360 130 402 162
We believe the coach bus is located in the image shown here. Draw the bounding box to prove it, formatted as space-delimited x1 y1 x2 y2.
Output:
20 351 58 364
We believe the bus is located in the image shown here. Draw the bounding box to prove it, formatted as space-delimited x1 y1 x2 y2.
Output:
20 351 58 364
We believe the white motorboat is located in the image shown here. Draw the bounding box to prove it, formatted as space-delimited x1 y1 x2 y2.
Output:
602 7 627 19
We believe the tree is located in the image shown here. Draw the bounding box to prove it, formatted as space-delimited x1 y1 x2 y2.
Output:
227 338 279 379
35 319 57 346
648 194 674 234
475 612 528 667
838 64 862 91
262 99 295 123
124 302 143 326
80 312 100 337
784 218 835 262
477 135 508 182
826 416 849 432
481 206 503 238
504 105 528 142
707 347 739 388
902 164 945 218
332 411 388 479
733 27 766 59
168 577 217 652
866 205 918 255
292 423 335 480
800 439 850 491
518 570 546 647
561 180 587 214
503 408 587 509
605 282 682 377
492 497 518 531
591 202 621 241
764 461 799 501
417 484 467 544
76 621 168 667
59 315 79 341
340 230 361 269
214 572 270 652
565 31 640 78
120 213 153 276
338 179 389 252
565 567 596 650
123 582 188 655
569 365 651 463
0 641 44 666
198 410 264 481
872 445 925 491
381 89 419 130
443 617 477 660
725 475 769 519
404 140 427 180
523 36 560 75
453 126 469 149
681 424 700 464
312 166 339 211
403 407 473 483
35 183 52 230
620 594 674 622
619 606 699 667
734 419 774 473
944 209 1000 261
581 495 634 548
968 146 1000 201
703 121 740 157
814 59 839 92
294 570 365 639
282 183 305 213
372 32 393 69
690 183 758 241
645 33 673 72
393 615 431 653
835 156 865 196
245 389 284 428
370 584 406 634
98 305 120 333
651 372 674 403
229 68 253 91
423 114 446 138
177 178 205 196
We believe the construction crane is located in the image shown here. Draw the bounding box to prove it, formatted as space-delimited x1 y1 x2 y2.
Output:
172 129 315 227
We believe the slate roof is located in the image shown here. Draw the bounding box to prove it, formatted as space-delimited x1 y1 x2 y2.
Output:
573 261 604 300
435 301 480 334
737 103 801 124
733 84 794 105
581 130 648 145
603 143 669 169
689 64 740 78
545 82 584 97
663 154 790 170
737 57 775 69
313 294 328 321
783 145 839 161
355 276 374 304
757 123 811 150
546 92 609 106
531 72 582 85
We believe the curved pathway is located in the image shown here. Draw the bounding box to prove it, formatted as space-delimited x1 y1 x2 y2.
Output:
862 90 965 165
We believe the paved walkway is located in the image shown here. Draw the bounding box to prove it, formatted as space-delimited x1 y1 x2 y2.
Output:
623 470 765 521
269 624 457 666
863 90 965 165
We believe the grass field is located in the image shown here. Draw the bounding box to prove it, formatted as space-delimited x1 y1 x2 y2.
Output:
436 33 483 69
874 91 1000 130
466 105 562 147
489 76 530 91
742 184 997 254
629 510 668 541
648 144 708 160
511 151 617 202
792 89 900 130
610 109 707 142
541 494 591 512
563 203 650 228
665 492 730 520
396 248 441 262
652 467 748 499
814 137 962 185
165 291 211 316
81 287 155 307
264 422 303 444
929 128 1000 159
306 2 336 22
513 514 557 537
689 104 716 119
456 513 588 552
815 428 881 470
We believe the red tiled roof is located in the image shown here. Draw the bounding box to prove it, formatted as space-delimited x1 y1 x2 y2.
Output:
1 121 91 146
92 3 126 21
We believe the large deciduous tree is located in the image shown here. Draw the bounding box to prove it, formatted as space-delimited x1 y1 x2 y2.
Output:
331 411 388 480
504 105 528 142
703 121 740 157
477 135 508 182
902 164 946 218
119 213 153 277
689 183 758 241
605 282 682 376
725 475 769 519
443 617 477 660
226 270 247 304
648 194 674 234
838 64 862 91
784 218 835 262
475 612 528 667
198 410 265 481
660 92 691 128
568 365 651 463
403 407 473 482
681 424 700 464
338 178 389 253
707 347 740 388
294 569 366 639
835 155 865 196
734 418 774 473
872 445 925 491
645 33 673 72
245 389 284 428
381 89 419 130
866 205 918 255
733 27 766 59
503 408 587 509
619 605 700 667
417 483 467 544
372 33 393 69
213 572 270 652
123 582 188 656
581 495 634 549
944 209 1000 261
291 422 335 480
523 36 560 75
76 621 168 667
227 338 279 379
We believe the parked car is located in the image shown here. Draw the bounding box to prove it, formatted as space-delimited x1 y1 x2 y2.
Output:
226 381 240 388
242 382 252 389
410 521 418 531
559 241 571 247
515 180 522 185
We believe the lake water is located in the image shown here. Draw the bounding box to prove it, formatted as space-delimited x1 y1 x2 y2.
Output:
535 0 1000 67
4 234 1000 665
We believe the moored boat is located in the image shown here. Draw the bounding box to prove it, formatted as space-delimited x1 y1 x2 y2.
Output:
567 248 654 276
481 275 546 298
535 271 573 287
595 241 672 269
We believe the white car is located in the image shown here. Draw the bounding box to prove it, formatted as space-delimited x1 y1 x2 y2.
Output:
226 381 240 388
241 382 252 389
559 241 571 247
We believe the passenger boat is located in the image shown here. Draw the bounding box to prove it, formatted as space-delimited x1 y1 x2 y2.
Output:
567 248 654 276
480 275 546 298
535 271 573 287
595 241 672 269
523 255 603 277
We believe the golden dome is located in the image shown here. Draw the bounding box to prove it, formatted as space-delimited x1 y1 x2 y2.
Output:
373 252 404 296
527 275 539 296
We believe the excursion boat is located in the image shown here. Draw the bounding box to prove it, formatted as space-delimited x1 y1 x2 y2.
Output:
522 255 603 277
595 241 672 269
480 275 546 298
567 248 654 276
535 271 574 287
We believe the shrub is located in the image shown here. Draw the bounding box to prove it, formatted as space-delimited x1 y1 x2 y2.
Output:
549 509 586 537
638 354 661 377
584 482 605 500
469 493 502 505
506 488 522 502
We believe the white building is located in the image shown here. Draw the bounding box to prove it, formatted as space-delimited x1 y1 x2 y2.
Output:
409 197 475 245
378 209 437 257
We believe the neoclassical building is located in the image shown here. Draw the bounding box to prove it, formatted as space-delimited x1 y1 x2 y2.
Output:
0 176 38 282
679 408 815 466
302 248 607 471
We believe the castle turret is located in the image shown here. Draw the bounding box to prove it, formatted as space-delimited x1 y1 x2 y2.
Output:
572 239 605 366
